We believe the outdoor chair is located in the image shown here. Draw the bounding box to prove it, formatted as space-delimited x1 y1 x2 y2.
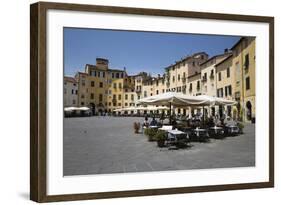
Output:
224 120 240 136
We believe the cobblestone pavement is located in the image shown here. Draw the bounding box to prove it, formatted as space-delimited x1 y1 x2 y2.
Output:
63 116 255 176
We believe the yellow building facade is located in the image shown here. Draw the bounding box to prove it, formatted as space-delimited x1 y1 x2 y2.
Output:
231 37 256 122
69 38 255 121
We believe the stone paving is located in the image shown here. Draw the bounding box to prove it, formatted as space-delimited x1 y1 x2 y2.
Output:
63 116 255 176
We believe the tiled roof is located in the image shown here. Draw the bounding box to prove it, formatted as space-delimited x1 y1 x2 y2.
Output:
64 76 77 83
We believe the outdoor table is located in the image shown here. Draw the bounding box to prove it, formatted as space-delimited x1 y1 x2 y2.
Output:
167 129 189 147
209 126 224 138
192 128 209 142
225 125 239 135
159 126 173 132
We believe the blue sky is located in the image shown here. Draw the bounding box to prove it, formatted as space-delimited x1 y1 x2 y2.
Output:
64 28 240 76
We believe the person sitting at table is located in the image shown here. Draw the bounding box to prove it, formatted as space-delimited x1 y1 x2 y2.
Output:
143 116 149 128
150 117 158 126
224 116 237 126
214 115 222 126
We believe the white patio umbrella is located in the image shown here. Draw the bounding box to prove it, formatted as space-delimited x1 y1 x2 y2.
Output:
77 107 90 111
195 95 236 106
113 108 124 112
64 107 77 112
137 92 210 123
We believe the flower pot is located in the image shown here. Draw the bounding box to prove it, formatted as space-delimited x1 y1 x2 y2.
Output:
157 140 165 147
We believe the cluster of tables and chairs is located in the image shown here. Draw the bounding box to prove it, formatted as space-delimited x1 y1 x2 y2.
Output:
142 116 242 148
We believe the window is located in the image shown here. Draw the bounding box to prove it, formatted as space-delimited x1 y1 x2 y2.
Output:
197 81 200 90
99 94 103 102
244 54 249 69
203 72 207 82
225 86 228 96
102 72 105 78
71 89 74 94
90 93 94 99
113 83 117 89
121 73 124 78
131 94 134 101
218 72 222 81
156 90 159 94
235 62 240 86
189 83 192 92
81 94 85 99
113 94 116 99
178 74 180 81
246 77 250 90
116 73 120 78
112 73 114 78
82 80 85 86
118 94 121 100
81 102 84 106
125 103 128 106
99 82 103 88
97 72 100 78
109 102 111 106
217 88 224 97
173 76 175 82
72 100 76 105
125 94 128 100
119 83 122 89
144 91 147 97
227 67 230 78
210 69 214 79
91 81 95 87
118 103 121 106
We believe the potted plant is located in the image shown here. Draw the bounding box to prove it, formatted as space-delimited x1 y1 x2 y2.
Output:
144 128 158 141
155 130 167 147
237 122 244 134
133 122 140 133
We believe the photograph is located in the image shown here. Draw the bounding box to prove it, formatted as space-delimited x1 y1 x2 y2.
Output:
63 28 256 176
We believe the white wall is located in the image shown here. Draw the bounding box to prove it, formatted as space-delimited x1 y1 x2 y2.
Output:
0 0 279 204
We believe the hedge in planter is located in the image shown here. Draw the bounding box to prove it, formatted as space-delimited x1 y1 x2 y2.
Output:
144 128 158 141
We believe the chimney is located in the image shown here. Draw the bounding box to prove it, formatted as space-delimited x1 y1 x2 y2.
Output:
224 48 229 53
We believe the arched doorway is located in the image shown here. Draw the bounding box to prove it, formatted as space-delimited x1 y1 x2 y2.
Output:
90 103 95 115
246 101 252 121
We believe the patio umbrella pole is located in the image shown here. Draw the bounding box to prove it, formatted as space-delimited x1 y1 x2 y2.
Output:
203 105 205 127
169 102 172 125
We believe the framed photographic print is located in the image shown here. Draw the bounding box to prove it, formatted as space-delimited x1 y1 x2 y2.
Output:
30 1 274 202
